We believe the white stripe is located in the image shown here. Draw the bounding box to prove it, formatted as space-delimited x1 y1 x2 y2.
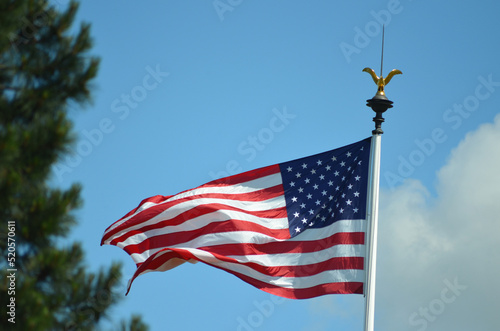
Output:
288 219 366 242
128 230 283 263
170 173 282 201
117 209 289 249
227 244 365 267
144 248 365 289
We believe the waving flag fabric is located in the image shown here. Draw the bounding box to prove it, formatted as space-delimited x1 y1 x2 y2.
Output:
101 137 371 299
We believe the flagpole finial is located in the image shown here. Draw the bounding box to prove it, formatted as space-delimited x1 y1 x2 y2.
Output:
362 68 402 99
363 26 401 135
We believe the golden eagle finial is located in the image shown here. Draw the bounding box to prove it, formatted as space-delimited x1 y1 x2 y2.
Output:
363 67 402 97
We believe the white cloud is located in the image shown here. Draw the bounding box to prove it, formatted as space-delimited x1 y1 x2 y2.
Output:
376 114 500 331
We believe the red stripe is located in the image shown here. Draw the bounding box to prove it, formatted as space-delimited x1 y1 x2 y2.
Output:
203 164 280 187
203 253 364 278
102 183 284 244
120 219 291 256
198 253 364 298
117 195 173 224
200 231 365 256
253 280 364 299
126 247 363 297
227 266 364 298
133 248 363 278
134 249 178 269
126 248 177 294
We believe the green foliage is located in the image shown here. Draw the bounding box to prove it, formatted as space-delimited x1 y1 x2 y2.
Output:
0 1 148 330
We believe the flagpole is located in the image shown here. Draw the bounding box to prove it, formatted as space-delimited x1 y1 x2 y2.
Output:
362 70 399 331
364 130 382 331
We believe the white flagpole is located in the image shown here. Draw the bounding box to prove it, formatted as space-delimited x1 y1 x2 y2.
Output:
364 132 382 331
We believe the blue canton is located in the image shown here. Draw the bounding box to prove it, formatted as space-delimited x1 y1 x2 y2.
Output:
279 138 371 237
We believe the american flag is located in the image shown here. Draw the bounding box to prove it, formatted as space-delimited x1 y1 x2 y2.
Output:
101 137 371 299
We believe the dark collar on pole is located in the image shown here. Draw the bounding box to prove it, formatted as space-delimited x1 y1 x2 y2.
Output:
366 94 393 135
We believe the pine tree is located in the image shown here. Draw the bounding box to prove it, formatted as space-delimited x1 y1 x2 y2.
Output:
0 1 148 330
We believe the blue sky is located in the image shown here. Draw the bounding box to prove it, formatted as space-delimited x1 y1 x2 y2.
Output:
51 1 500 330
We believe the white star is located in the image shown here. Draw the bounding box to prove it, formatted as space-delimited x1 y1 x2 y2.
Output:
293 212 300 218
321 190 327 196
307 193 313 199
326 165 331 171
319 174 325 180
295 227 301 233
353 208 359 213
313 184 319 190
298 187 304 193
339 208 344 213
296 172 301 178
334 171 339 176
309 222 314 226
302 163 308 169
311 169 316 175
354 191 360 197
348 184 353 189
315 200 321 205
321 216 326 221
300 203 306 208
290 181 296 187
308 209 314 215
287 166 293 172
355 175 361 181
305 178 311 184
335 186 340 191
328 180 334 186
301 218 308 224
341 193 346 198
346 152 352 157
328 195 334 200
291 197 298 202
341 176 346 181
346 199 352 205
317 160 322 166
331 156 337 162
340 161 346 167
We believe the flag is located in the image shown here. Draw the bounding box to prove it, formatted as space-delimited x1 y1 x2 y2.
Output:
101 137 372 299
